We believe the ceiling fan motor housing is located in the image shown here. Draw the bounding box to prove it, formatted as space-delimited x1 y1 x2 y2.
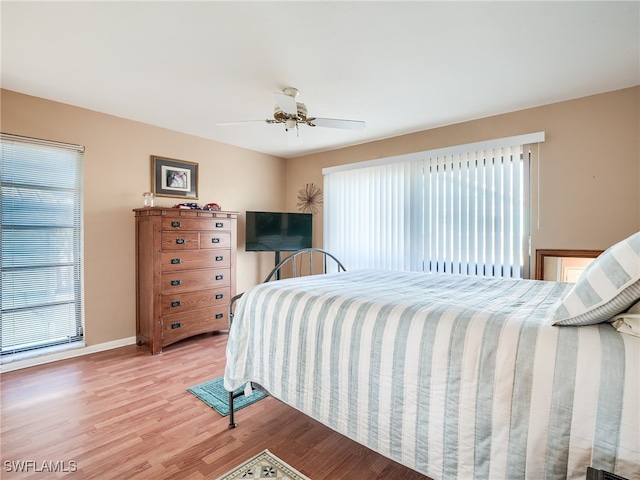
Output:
273 102 308 128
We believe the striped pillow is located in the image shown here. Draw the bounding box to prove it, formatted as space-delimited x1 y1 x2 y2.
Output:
552 231 640 326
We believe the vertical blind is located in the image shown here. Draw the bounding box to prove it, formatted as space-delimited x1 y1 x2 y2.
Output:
324 134 542 278
1 134 85 356
324 161 415 271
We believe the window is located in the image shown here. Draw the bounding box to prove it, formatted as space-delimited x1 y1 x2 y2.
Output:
324 133 544 279
1 133 84 357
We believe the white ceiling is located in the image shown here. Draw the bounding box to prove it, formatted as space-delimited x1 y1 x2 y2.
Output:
2 1 639 159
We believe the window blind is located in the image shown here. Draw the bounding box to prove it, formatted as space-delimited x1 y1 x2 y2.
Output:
1 133 85 356
420 143 528 277
325 161 415 271
324 133 542 278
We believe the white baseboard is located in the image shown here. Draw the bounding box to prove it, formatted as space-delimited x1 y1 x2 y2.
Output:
0 337 137 373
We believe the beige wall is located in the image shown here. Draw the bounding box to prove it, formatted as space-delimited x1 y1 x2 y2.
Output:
1 89 286 347
286 87 640 272
3 86 639 350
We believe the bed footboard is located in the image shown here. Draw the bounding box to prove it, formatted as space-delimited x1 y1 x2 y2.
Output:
227 248 346 428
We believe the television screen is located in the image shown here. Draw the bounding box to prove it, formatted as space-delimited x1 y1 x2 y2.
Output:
245 211 312 252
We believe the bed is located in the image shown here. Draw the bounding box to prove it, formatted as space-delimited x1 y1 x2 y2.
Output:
224 237 640 480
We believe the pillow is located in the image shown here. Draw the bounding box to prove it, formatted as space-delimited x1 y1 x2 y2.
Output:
610 299 640 337
552 231 640 326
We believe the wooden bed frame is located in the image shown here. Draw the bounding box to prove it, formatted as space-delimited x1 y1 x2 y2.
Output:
227 248 347 428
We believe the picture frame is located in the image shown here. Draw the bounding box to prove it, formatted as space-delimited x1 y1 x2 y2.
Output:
151 155 198 199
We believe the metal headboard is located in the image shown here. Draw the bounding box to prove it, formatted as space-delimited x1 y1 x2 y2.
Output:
228 248 346 329
262 247 347 282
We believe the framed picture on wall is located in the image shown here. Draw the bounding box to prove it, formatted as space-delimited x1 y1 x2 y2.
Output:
151 155 198 199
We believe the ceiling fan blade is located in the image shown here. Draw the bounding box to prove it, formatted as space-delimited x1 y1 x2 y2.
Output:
308 117 366 131
274 92 298 115
216 119 276 126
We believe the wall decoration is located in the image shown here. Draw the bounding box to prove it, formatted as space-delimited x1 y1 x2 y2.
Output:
151 155 198 199
296 182 323 214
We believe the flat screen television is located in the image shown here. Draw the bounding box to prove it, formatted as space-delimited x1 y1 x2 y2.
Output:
245 211 312 252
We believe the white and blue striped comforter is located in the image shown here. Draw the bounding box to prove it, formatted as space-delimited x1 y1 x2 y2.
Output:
224 270 639 480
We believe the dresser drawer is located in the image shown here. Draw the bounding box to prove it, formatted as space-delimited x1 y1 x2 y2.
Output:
162 217 232 232
161 287 230 315
161 232 200 250
162 307 228 345
200 232 231 249
162 249 231 272
161 268 230 294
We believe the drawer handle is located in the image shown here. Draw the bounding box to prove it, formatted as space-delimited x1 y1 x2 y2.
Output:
215 274 224 281
171 221 182 228
211 238 220 243
176 238 186 245
171 258 181 264
171 279 182 286
215 255 223 261
215 313 224 319
171 300 181 307
171 322 181 329
215 293 224 300
215 222 224 228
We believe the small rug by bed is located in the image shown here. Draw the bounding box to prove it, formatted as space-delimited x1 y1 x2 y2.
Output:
216 449 310 480
187 376 267 416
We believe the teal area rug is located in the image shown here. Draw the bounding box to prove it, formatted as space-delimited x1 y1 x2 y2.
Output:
187 376 267 416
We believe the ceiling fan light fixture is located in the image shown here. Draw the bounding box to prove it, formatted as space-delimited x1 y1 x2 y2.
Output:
285 118 297 130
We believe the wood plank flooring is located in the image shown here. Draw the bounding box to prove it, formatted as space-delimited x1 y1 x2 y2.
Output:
1 333 430 479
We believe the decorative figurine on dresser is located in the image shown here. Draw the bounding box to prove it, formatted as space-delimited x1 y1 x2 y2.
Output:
134 207 237 354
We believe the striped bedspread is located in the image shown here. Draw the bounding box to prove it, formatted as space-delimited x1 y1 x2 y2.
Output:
224 270 639 480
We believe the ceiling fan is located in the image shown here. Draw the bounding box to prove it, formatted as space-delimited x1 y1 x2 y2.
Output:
217 87 366 135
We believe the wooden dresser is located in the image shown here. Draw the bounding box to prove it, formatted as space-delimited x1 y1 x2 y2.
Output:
134 207 237 354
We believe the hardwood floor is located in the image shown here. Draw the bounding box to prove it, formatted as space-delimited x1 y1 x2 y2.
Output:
1 333 430 479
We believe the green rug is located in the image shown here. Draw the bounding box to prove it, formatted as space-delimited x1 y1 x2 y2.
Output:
216 449 310 480
187 376 267 416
